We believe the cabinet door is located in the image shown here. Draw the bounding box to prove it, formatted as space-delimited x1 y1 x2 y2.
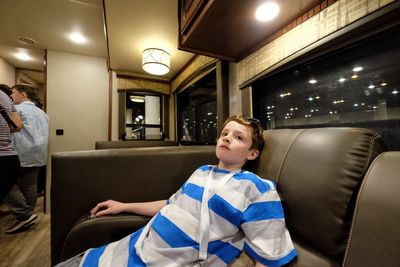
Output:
180 0 206 34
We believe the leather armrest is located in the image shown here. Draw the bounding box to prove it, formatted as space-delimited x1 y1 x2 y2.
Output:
61 214 150 261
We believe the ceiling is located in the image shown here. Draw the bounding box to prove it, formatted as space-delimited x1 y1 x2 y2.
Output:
0 0 321 85
0 0 194 83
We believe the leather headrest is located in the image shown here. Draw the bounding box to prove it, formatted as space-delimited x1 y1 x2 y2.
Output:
251 128 385 258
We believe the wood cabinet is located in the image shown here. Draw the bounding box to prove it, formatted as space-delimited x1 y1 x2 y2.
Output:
178 0 322 62
180 0 207 35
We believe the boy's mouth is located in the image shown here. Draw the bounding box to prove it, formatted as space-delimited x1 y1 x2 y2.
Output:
219 145 229 150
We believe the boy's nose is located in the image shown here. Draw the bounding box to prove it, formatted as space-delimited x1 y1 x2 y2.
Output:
223 135 231 143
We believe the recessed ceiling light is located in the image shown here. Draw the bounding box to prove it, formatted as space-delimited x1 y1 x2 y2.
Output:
15 52 32 61
256 2 280 22
338 78 346 82
352 66 363 72
69 33 87 44
309 79 317 84
130 96 145 103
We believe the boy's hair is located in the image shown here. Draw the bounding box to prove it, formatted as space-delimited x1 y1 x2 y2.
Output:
222 115 264 151
12 84 43 109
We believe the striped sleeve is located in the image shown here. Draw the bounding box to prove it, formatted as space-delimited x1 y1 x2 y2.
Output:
241 187 297 267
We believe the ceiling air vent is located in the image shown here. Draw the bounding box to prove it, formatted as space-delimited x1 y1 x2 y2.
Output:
16 36 36 45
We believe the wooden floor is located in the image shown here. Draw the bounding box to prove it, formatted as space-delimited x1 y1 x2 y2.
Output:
0 196 50 267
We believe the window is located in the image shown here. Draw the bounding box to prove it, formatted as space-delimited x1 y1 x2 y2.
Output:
253 25 400 150
178 71 217 145
124 93 163 140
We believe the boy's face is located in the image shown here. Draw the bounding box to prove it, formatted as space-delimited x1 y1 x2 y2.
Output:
216 121 259 170
11 89 25 105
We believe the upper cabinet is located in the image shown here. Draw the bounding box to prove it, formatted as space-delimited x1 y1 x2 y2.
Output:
180 0 207 35
178 0 322 62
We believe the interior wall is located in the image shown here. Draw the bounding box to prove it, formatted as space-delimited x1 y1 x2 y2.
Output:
47 50 109 151
0 57 15 86
46 50 109 211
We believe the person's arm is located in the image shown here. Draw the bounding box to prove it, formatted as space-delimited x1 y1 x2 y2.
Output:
255 261 268 267
90 199 166 217
10 111 22 132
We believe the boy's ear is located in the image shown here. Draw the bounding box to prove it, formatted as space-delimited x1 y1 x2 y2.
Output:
247 149 259 161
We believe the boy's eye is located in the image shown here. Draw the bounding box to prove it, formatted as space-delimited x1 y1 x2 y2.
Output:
235 135 243 140
221 132 228 137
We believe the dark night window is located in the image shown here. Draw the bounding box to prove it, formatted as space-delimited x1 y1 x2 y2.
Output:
253 25 400 150
178 70 217 145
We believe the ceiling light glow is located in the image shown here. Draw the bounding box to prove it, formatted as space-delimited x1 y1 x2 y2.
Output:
69 33 87 44
256 2 280 22
15 52 32 61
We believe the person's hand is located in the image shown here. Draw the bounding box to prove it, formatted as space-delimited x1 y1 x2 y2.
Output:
90 199 126 217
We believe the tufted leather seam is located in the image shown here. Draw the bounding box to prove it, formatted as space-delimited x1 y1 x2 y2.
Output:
275 129 305 185
361 134 379 175
341 152 384 266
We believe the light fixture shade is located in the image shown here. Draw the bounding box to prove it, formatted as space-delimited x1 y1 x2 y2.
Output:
142 48 170 75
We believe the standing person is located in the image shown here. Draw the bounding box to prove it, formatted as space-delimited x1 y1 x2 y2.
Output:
56 115 297 267
5 84 49 234
0 86 22 204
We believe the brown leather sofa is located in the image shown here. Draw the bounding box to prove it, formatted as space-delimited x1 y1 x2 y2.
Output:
51 128 400 266
95 140 178 149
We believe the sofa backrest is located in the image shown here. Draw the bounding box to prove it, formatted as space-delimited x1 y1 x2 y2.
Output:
95 140 178 149
342 151 400 267
51 145 217 265
249 128 385 265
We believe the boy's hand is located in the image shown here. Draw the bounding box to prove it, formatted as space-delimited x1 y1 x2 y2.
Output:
90 199 125 217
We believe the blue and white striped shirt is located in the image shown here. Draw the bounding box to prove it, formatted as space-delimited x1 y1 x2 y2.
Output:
81 165 297 267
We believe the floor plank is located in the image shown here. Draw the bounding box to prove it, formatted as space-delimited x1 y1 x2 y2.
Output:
0 196 50 267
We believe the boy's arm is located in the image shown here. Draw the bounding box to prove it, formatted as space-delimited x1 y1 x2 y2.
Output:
91 199 166 217
255 261 268 267
10 110 23 132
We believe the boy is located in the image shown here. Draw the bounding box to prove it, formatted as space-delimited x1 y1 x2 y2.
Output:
5 85 49 233
57 115 297 267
